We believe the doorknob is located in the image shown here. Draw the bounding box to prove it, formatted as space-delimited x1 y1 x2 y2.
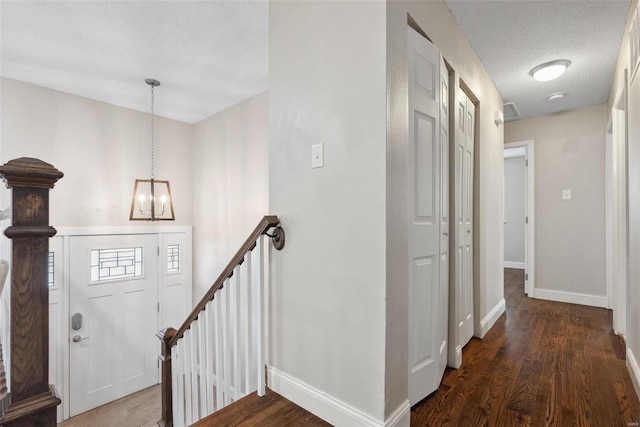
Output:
72 335 89 343
443 232 448 236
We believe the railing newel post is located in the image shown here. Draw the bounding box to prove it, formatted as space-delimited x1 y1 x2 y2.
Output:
157 327 177 427
0 157 63 427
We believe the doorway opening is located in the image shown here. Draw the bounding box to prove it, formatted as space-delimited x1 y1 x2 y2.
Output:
503 140 535 296
605 78 628 338
48 226 192 422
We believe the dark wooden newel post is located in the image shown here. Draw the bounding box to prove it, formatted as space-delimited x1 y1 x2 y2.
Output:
0 158 63 426
157 327 176 427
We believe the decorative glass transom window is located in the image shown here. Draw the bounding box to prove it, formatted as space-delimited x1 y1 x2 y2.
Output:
167 244 180 273
48 252 54 287
91 247 143 282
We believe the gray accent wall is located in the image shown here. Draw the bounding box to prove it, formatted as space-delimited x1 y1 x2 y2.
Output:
505 104 607 297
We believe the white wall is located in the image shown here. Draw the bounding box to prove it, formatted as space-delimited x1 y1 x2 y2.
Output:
270 1 388 424
505 104 607 299
608 0 640 396
386 2 505 416
191 92 268 302
0 78 193 227
504 156 526 266
268 0 506 422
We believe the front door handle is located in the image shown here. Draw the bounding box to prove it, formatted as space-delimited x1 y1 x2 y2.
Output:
72 335 89 343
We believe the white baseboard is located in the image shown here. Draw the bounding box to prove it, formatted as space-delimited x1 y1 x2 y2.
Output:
504 261 525 269
478 298 506 338
627 348 640 401
267 366 410 427
533 288 608 308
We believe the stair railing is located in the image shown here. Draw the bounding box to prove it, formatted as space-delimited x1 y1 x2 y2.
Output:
158 215 285 427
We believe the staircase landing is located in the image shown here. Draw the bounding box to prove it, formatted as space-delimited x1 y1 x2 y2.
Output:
193 389 331 426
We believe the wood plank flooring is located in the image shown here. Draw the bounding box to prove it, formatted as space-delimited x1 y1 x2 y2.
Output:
193 388 331 426
411 268 640 426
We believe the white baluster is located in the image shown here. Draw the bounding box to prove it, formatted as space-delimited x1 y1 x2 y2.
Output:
190 322 199 420
257 236 265 396
204 300 215 416
244 251 253 394
233 264 242 399
198 314 207 420
182 332 192 426
214 292 224 410
222 283 231 406
172 344 184 427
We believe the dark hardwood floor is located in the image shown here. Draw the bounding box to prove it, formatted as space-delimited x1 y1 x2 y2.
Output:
411 268 640 426
193 388 331 427
198 268 640 426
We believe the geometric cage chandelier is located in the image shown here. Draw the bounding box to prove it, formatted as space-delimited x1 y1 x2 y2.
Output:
129 78 175 221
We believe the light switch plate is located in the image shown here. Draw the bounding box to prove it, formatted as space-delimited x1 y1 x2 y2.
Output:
312 143 324 168
562 189 572 200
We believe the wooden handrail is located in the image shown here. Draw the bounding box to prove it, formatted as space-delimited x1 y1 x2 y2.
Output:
168 215 281 349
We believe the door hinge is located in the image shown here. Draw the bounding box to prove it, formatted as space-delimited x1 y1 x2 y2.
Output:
157 246 160 256
525 273 529 281
525 216 528 224
157 302 160 312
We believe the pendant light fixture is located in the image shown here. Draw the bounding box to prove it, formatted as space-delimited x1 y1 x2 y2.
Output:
129 79 175 221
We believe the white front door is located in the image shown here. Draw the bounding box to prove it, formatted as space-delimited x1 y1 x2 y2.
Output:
408 27 448 405
69 234 159 416
455 88 475 350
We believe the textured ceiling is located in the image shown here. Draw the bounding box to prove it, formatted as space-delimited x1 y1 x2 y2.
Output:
1 1 632 124
445 0 631 121
0 1 268 124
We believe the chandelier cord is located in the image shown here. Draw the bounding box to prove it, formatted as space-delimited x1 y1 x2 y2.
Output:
150 84 155 179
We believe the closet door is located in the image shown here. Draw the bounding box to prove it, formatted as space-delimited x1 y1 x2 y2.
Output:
407 27 449 405
454 87 475 355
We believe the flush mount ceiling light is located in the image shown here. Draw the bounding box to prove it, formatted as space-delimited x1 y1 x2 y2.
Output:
129 79 175 221
530 60 571 82
548 92 566 101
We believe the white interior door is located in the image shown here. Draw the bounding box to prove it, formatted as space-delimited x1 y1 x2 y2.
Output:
69 234 159 416
438 56 450 379
408 27 448 405
456 88 475 349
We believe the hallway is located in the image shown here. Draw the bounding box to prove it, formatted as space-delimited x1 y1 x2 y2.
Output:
411 268 640 426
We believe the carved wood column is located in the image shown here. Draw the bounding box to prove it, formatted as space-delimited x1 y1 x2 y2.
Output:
0 157 63 426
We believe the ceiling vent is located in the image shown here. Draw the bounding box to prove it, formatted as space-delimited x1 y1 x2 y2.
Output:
503 102 520 122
